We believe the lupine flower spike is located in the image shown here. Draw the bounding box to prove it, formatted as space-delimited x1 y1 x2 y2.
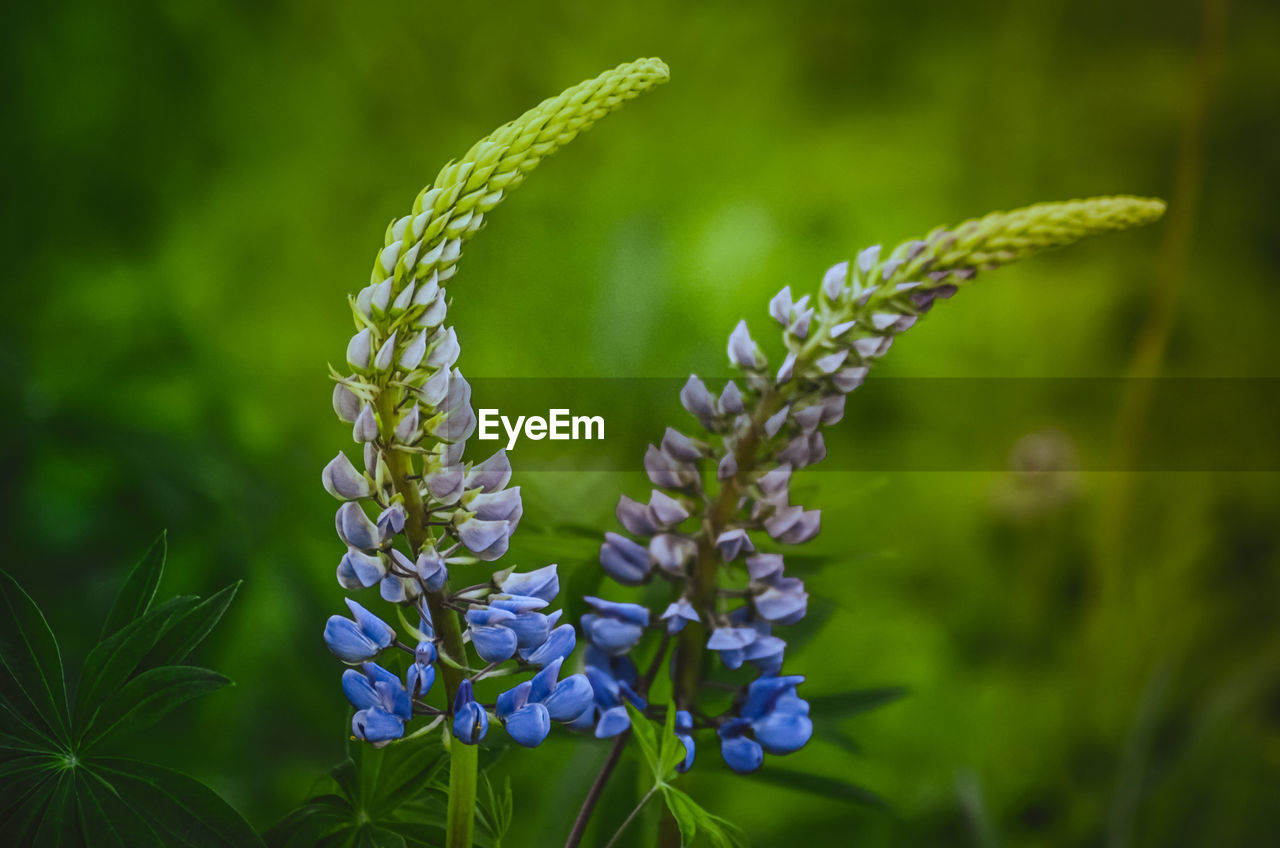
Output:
581 196 1165 772
319 56 669 767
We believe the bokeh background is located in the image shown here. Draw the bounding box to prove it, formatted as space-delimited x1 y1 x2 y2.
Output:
3 0 1278 844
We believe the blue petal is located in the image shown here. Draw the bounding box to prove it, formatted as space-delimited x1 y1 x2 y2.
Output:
564 704 598 732
752 711 813 755
528 658 563 704
503 702 551 748
706 626 757 651
466 607 516 627
406 663 435 699
341 550 385 588
375 679 413 721
496 680 532 720
676 733 695 773
323 617 380 663
585 666 621 709
341 668 379 710
416 551 449 592
353 707 404 744
522 624 575 666
470 625 518 663
594 705 631 739
542 673 594 722
346 598 396 648
718 648 745 670
583 596 650 626
599 534 652 585
337 503 381 550
453 702 489 745
584 617 645 655
415 640 437 665
742 675 805 720
488 595 549 613
719 731 764 774
675 710 694 733
498 564 559 603
506 612 551 650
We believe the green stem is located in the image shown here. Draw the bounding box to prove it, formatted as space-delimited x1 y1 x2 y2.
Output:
603 785 660 848
376 389 477 846
447 738 480 848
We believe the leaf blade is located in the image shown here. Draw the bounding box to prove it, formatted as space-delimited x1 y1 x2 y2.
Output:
95 757 265 847
101 533 167 639
0 570 71 745
83 666 230 750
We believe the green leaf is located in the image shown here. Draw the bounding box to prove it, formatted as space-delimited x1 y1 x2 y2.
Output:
261 797 354 848
625 702 661 783
662 785 698 846
95 758 265 847
660 786 745 848
657 705 688 781
83 666 230 749
31 769 77 847
75 596 199 732
0 569 71 745
76 768 170 847
742 767 888 811
101 533 167 640
141 582 241 668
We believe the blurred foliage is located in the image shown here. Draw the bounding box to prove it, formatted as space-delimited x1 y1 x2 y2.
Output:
2 0 1279 845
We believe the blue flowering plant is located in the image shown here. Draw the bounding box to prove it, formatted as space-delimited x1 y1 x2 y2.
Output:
316 59 670 848
565 195 1164 838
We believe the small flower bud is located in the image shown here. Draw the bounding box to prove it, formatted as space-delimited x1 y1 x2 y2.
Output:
680 375 716 425
347 328 373 371
776 351 797 385
352 403 379 443
857 244 881 273
374 330 398 373
715 528 753 561
426 327 460 369
768 286 793 326
332 382 361 422
821 261 849 302
719 381 744 415
399 330 428 371
728 320 762 369
394 405 420 444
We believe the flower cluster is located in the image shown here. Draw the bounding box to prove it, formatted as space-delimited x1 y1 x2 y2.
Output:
581 197 1167 772
319 58 671 749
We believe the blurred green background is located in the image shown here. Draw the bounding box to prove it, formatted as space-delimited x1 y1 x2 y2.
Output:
3 0 1279 844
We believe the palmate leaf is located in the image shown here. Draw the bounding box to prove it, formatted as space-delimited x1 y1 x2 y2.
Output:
0 570 71 745
265 728 453 848
0 537 260 847
100 532 166 639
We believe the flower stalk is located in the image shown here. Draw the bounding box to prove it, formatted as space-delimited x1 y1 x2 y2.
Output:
570 195 1166 831
319 58 670 848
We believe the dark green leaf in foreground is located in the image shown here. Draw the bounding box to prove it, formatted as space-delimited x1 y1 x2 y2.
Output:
100 532 167 640
0 539 257 846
